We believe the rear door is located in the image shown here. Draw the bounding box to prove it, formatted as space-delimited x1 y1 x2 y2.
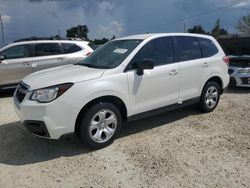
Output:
174 36 212 102
32 42 64 72
61 43 85 65
0 44 33 86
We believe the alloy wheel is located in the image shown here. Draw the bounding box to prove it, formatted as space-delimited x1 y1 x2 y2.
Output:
205 86 218 109
88 109 117 143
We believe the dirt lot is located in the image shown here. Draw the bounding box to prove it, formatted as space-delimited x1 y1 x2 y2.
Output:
0 88 249 188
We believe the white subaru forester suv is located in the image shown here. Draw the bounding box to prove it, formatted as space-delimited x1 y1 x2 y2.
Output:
14 33 230 149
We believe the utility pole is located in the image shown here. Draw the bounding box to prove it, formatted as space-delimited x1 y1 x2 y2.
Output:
183 22 186 33
0 14 5 45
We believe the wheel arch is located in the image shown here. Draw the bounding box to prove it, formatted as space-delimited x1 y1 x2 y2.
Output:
75 95 128 134
203 76 223 94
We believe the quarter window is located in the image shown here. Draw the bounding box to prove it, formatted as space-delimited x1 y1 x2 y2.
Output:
175 36 202 62
62 43 82 54
198 38 218 57
0 45 32 59
34 43 61 56
131 37 174 68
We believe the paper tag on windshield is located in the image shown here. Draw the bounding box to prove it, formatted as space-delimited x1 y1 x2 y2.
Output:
113 48 128 54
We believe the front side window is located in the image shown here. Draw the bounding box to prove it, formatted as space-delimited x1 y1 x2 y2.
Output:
198 38 219 57
34 43 61 57
129 37 174 68
62 43 82 54
0 45 32 59
78 40 142 69
175 36 202 62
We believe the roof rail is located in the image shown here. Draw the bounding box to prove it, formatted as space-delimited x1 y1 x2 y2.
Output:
13 36 87 43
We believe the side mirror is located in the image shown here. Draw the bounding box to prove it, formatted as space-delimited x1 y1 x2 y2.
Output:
0 55 5 62
136 58 155 76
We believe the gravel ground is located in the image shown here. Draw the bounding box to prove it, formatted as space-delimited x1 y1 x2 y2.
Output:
0 88 249 188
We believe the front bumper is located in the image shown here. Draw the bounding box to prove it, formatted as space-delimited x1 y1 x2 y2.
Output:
23 120 50 137
228 67 250 87
14 89 79 139
229 75 250 87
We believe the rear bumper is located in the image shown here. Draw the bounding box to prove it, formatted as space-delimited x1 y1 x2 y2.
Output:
222 83 229 94
221 73 230 92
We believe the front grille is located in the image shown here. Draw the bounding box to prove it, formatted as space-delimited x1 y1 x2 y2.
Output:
228 69 234 75
15 82 29 103
241 77 250 85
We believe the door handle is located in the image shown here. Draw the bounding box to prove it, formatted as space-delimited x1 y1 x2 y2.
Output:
22 62 31 66
57 57 64 61
202 62 209 68
169 69 178 76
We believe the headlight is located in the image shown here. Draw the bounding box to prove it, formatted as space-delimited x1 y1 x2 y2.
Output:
30 83 73 103
237 68 250 74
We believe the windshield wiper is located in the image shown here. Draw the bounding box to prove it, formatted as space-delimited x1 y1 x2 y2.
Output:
76 63 98 68
76 63 112 69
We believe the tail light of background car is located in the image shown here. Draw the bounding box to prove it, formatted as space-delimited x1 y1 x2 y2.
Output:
86 52 92 56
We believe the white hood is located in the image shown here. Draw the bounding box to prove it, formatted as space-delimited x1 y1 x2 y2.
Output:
23 65 105 90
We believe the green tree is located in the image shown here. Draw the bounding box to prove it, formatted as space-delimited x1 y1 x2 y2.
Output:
50 35 61 39
93 38 109 45
187 25 206 34
66 25 89 40
236 14 250 34
211 19 228 38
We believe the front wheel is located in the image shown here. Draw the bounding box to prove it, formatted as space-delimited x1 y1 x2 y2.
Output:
80 102 122 149
198 81 221 113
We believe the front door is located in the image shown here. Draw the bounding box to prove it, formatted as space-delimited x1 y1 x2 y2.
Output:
126 37 180 115
0 44 33 86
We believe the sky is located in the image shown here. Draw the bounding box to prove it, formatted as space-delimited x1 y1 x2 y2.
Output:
0 0 249 45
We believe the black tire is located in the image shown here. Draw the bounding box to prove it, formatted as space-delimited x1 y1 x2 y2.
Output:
79 102 122 149
197 81 221 113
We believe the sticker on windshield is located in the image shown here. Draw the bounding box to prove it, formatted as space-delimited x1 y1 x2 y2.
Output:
113 48 128 54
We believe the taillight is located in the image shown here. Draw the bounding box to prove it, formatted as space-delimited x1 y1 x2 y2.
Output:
223 56 230 65
86 52 92 56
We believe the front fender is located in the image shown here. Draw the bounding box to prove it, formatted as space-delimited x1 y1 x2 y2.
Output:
63 74 131 117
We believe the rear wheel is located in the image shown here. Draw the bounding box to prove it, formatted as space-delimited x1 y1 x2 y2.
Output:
80 102 122 149
198 81 221 113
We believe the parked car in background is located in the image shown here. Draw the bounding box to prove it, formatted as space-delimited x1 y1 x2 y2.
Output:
14 33 229 149
89 44 103 50
228 56 250 87
0 39 93 90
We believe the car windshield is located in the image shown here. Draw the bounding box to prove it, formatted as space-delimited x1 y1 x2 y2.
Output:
77 39 142 69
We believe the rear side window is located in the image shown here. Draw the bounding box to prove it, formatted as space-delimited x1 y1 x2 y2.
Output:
174 36 202 62
0 45 32 59
131 37 174 67
198 38 219 57
62 43 82 54
34 43 61 56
